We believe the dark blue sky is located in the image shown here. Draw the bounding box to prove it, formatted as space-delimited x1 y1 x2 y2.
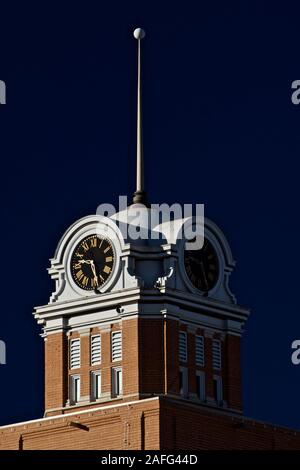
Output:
0 1 300 429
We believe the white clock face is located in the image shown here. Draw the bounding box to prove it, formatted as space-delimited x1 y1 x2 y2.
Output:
70 234 115 291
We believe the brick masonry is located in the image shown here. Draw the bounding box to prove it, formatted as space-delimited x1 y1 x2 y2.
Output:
1 314 300 449
1 397 300 450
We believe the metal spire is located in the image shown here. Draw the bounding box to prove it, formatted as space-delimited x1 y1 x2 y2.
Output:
133 28 147 205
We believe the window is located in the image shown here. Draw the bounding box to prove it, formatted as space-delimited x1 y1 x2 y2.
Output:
195 335 205 367
213 375 223 405
91 335 101 365
70 339 80 369
179 331 187 363
70 375 80 404
179 367 188 398
196 371 206 401
112 367 122 397
91 371 101 400
212 339 221 370
111 331 122 362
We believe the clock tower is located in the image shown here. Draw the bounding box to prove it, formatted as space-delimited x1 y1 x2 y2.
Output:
2 28 300 451
35 206 247 417
33 28 249 422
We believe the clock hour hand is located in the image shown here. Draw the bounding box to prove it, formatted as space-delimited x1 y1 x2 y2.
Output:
77 259 94 266
79 259 98 285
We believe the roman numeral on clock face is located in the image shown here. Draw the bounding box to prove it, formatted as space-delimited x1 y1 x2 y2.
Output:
76 270 84 281
90 237 97 248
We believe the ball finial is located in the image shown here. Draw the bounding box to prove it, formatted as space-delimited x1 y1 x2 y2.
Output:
133 28 146 40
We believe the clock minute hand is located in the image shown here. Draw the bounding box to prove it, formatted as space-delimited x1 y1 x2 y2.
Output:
199 260 209 291
188 255 202 266
90 260 97 278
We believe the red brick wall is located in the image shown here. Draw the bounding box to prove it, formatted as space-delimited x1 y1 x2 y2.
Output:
45 333 68 411
160 398 300 450
167 320 180 394
138 318 164 394
1 397 300 450
225 334 242 410
44 319 243 418
0 398 160 450
123 319 139 397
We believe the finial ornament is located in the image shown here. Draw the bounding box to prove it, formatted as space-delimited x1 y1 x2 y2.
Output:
133 28 146 40
132 28 147 205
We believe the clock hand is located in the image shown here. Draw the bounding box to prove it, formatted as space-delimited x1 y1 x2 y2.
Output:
80 259 98 283
78 259 94 266
188 255 202 266
199 260 209 291
90 261 98 283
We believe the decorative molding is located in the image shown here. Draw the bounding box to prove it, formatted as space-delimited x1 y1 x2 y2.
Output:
79 329 90 337
204 329 215 338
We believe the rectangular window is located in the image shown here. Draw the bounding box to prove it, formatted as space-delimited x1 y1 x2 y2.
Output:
212 339 221 370
195 335 205 367
70 375 80 404
111 331 122 362
91 335 101 365
179 331 187 363
70 339 80 369
213 375 223 404
196 371 206 401
112 367 122 397
91 371 101 400
179 367 188 398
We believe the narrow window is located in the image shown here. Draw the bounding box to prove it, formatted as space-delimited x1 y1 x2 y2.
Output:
111 331 122 362
112 367 123 397
70 375 80 404
70 339 80 369
179 367 188 398
179 331 187 363
212 339 221 370
196 371 206 401
195 335 205 367
91 335 101 365
91 371 101 400
213 375 223 405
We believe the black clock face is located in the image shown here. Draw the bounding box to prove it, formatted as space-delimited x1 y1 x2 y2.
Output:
71 235 115 291
184 239 219 292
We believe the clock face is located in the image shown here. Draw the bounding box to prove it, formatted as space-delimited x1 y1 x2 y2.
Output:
184 239 219 292
70 235 115 291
